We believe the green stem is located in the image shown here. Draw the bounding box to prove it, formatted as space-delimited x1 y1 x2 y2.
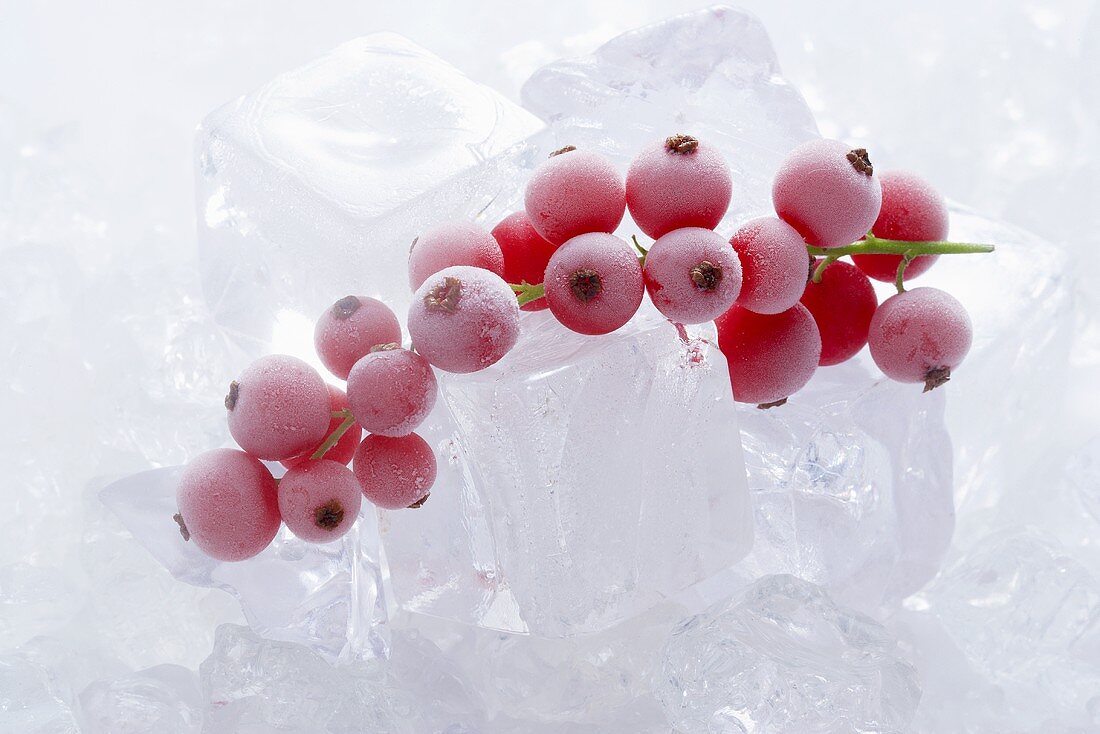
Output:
311 410 355 461
806 234 995 259
894 251 915 294
510 282 545 307
631 234 649 265
811 256 837 284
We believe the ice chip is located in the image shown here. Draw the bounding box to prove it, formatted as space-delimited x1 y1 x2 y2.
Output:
77 665 203 734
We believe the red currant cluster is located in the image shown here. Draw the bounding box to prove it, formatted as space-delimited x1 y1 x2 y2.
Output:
173 134 992 563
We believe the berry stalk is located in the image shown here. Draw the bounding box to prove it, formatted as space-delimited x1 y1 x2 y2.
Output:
310 409 357 461
510 281 546 307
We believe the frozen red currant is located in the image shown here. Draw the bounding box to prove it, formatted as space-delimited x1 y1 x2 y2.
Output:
353 433 437 510
868 287 972 391
175 448 280 562
407 265 520 373
772 139 882 248
281 384 361 469
729 217 810 315
346 345 437 437
715 303 821 406
626 134 732 239
225 355 330 461
491 211 557 312
314 295 402 380
408 220 505 291
800 258 878 366
643 227 742 324
543 232 644 335
278 459 362 543
852 170 949 282
524 147 625 245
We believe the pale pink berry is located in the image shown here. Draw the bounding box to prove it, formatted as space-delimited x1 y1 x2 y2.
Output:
225 355 330 461
354 433 437 510
715 303 822 406
281 384 361 469
544 232 644 335
730 217 810 315
524 147 625 245
853 170 949 282
772 139 882 248
407 265 520 373
626 134 732 239
175 448 280 562
408 221 505 291
346 346 437 436
868 287 972 391
314 296 402 380
643 227 742 324
277 460 362 543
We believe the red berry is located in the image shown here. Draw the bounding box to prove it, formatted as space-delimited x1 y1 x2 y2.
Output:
278 460 362 543
626 134 732 239
800 259 878 366
544 232 644 335
491 211 557 312
772 139 882 248
729 217 810 315
868 287 972 391
346 346 437 437
715 303 821 406
281 384 361 469
852 170 949 282
314 295 402 380
408 221 505 291
175 448 280 562
643 227 742 324
353 433 437 510
524 147 626 245
407 265 520 373
225 355 330 461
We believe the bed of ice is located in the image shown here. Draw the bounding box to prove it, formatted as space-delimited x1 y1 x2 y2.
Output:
3 3 1099 732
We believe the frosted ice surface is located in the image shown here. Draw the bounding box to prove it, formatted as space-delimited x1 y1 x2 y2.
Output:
386 304 752 637
657 574 920 734
100 468 388 662
77 665 202 734
195 33 544 342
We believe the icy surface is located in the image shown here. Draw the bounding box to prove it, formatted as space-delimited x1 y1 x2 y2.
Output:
658 574 920 733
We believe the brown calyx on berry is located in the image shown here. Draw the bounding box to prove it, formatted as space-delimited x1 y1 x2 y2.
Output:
847 148 873 176
690 261 723 291
224 381 240 410
757 398 788 410
172 513 191 541
666 134 699 154
550 145 577 157
569 269 603 302
314 500 345 530
408 493 430 509
424 276 462 313
332 295 361 320
370 342 401 353
923 367 951 393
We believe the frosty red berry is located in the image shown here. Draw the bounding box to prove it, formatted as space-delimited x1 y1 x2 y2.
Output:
278 459 362 543
354 433 437 510
729 217 809 315
868 287 973 391
852 170 949 283
543 232 644 335
643 227 742 324
314 295 403 380
492 211 558 312
225 355 330 461
524 147 626 245
715 304 822 406
626 134 732 239
408 221 505 291
800 258 878 366
346 345 437 436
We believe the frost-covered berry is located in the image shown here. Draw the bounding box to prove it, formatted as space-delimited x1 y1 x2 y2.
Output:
544 232 644 335
408 221 505 291
225 355 330 461
715 303 822 406
801 259 878 366
314 295 402 380
492 211 558 312
853 170 949 282
524 147 626 245
354 433 437 510
643 227 742 324
868 287 972 391
730 217 810 315
772 139 882 248
175 448 280 562
281 384 361 469
626 134 732 239
278 460 362 543
346 345 436 436
407 265 520 373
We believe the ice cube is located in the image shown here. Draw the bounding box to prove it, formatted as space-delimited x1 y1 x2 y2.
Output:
657 574 920 733
77 665 203 734
194 33 543 343
0 654 79 733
